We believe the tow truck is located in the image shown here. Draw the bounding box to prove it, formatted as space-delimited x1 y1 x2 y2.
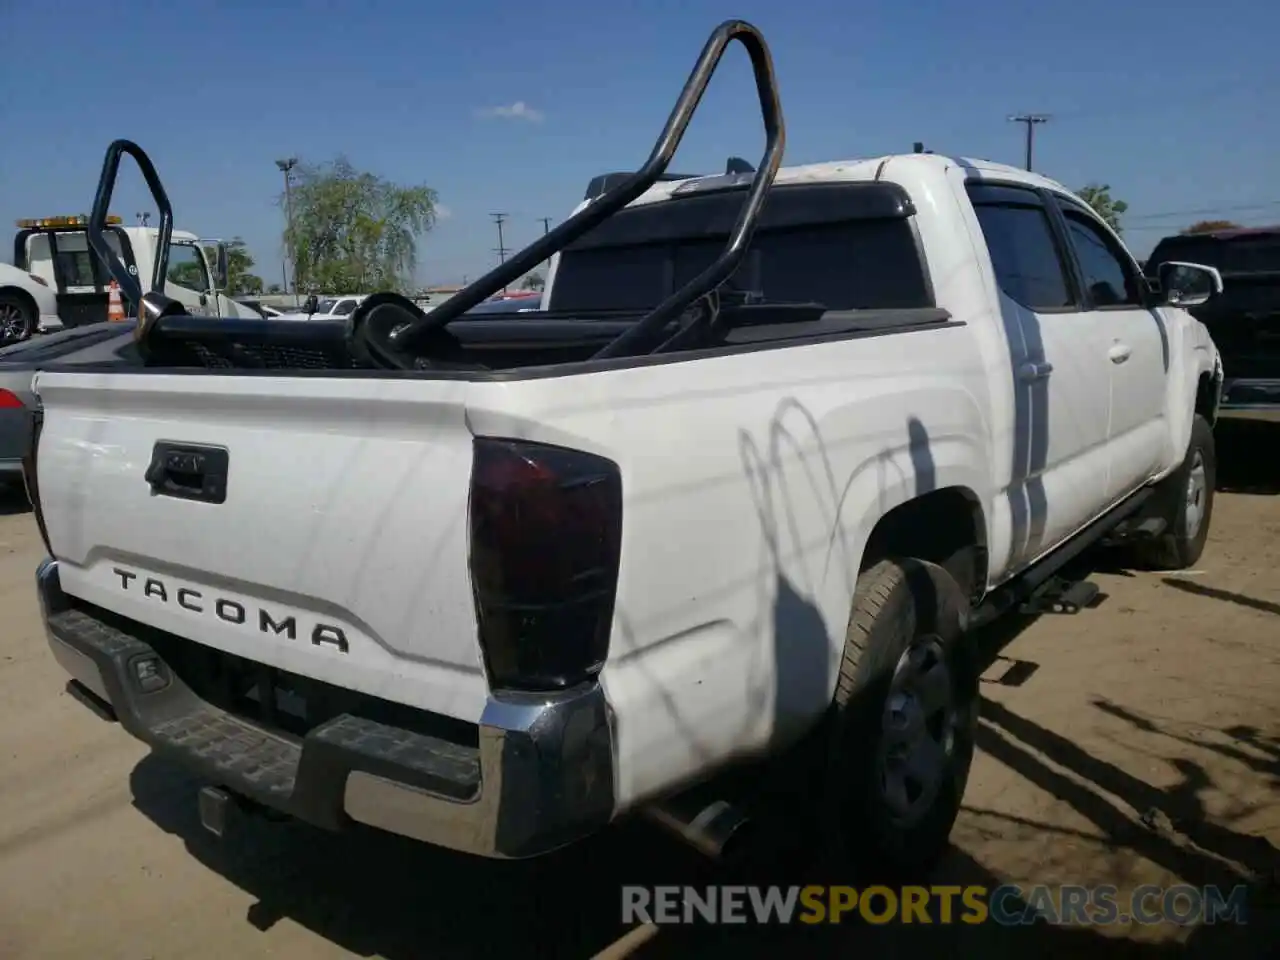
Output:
13 214 263 330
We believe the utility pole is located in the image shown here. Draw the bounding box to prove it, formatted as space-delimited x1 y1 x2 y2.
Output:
1007 114 1050 171
276 157 299 305
491 212 509 293
535 217 554 283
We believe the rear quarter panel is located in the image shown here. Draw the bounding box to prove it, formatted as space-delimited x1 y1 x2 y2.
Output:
466 320 994 809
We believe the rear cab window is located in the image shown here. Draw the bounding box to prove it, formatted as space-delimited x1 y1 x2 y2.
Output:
15 228 136 293
547 181 934 314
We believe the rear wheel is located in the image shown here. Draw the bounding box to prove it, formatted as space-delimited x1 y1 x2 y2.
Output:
0 292 35 345
1134 414 1216 570
820 557 978 880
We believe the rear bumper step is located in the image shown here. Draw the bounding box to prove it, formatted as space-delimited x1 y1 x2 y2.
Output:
36 557 616 858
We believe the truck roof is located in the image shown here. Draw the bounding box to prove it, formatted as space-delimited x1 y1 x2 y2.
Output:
625 153 1076 208
1161 225 1280 241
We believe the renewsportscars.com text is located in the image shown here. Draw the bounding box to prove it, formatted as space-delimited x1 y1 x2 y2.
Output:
621 884 1250 927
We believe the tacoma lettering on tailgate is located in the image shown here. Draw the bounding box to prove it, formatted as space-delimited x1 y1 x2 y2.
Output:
112 567 349 653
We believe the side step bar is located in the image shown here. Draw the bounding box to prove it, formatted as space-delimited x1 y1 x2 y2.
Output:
970 487 1154 630
1019 577 1100 615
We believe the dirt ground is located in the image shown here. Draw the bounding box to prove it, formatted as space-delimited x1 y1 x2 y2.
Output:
0 421 1277 959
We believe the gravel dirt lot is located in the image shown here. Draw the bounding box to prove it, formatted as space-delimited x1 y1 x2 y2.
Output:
1 421 1277 959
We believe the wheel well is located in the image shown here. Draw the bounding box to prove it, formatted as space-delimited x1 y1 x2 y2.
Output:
0 286 38 317
1194 372 1218 423
861 487 987 605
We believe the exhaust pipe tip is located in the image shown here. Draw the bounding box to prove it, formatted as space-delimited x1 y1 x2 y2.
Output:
643 798 752 861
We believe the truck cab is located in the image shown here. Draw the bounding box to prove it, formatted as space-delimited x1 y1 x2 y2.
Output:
14 214 263 329
1145 226 1280 421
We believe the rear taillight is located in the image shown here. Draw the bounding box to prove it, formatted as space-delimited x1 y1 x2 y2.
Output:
0 390 22 409
469 438 623 692
21 402 53 555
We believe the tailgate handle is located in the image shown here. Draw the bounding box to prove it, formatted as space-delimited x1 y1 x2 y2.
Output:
145 442 229 504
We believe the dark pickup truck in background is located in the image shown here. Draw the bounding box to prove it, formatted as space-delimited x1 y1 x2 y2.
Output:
1146 226 1280 421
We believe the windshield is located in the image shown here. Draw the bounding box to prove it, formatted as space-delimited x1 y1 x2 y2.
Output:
20 229 129 291
548 184 932 314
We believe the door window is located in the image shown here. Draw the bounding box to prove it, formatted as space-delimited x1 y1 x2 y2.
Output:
1058 208 1144 308
167 243 211 293
970 201 1074 310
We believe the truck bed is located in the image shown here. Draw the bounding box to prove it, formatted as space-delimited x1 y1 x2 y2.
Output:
49 306 955 377
32 312 986 805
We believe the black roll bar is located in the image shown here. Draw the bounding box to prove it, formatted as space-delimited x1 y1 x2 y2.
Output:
384 18 786 359
88 140 177 315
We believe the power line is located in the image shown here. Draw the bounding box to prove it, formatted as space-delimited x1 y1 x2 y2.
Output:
1007 114 1050 171
1043 79 1264 123
1123 199 1280 224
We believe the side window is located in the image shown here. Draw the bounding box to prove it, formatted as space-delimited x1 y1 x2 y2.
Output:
971 201 1074 310
1058 207 1143 308
331 298 358 316
167 243 210 293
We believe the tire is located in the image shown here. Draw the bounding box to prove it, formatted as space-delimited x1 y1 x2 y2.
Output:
1133 414 1216 570
0 292 36 345
820 557 978 881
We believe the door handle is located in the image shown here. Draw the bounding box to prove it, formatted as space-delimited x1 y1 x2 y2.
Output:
1017 361 1053 381
1109 342 1132 364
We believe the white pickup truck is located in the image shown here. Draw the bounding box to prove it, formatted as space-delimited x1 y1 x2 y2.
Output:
28 21 1225 877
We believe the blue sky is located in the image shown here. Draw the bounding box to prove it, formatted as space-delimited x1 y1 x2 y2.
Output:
2 0 1277 285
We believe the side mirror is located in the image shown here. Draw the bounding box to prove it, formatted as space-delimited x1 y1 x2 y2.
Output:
304 294 319 315
1156 261 1223 308
213 243 230 292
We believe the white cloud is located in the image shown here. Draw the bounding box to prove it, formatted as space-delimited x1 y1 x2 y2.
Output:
476 101 545 123
434 203 452 221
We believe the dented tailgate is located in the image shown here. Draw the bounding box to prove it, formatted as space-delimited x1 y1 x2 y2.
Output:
30 370 490 723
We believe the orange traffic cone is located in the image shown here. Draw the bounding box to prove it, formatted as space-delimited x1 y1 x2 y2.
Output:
107 279 125 322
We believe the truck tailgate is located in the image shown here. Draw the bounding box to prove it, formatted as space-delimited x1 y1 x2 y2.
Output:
31 371 489 723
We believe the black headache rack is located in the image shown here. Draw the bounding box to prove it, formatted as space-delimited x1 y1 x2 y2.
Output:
84 19 786 371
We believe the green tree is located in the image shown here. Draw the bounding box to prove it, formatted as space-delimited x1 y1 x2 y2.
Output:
520 272 545 291
1183 220 1241 235
223 238 264 295
280 157 438 294
1076 183 1129 234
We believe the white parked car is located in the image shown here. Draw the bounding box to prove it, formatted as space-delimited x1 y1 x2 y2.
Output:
0 261 59 343
274 295 367 322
